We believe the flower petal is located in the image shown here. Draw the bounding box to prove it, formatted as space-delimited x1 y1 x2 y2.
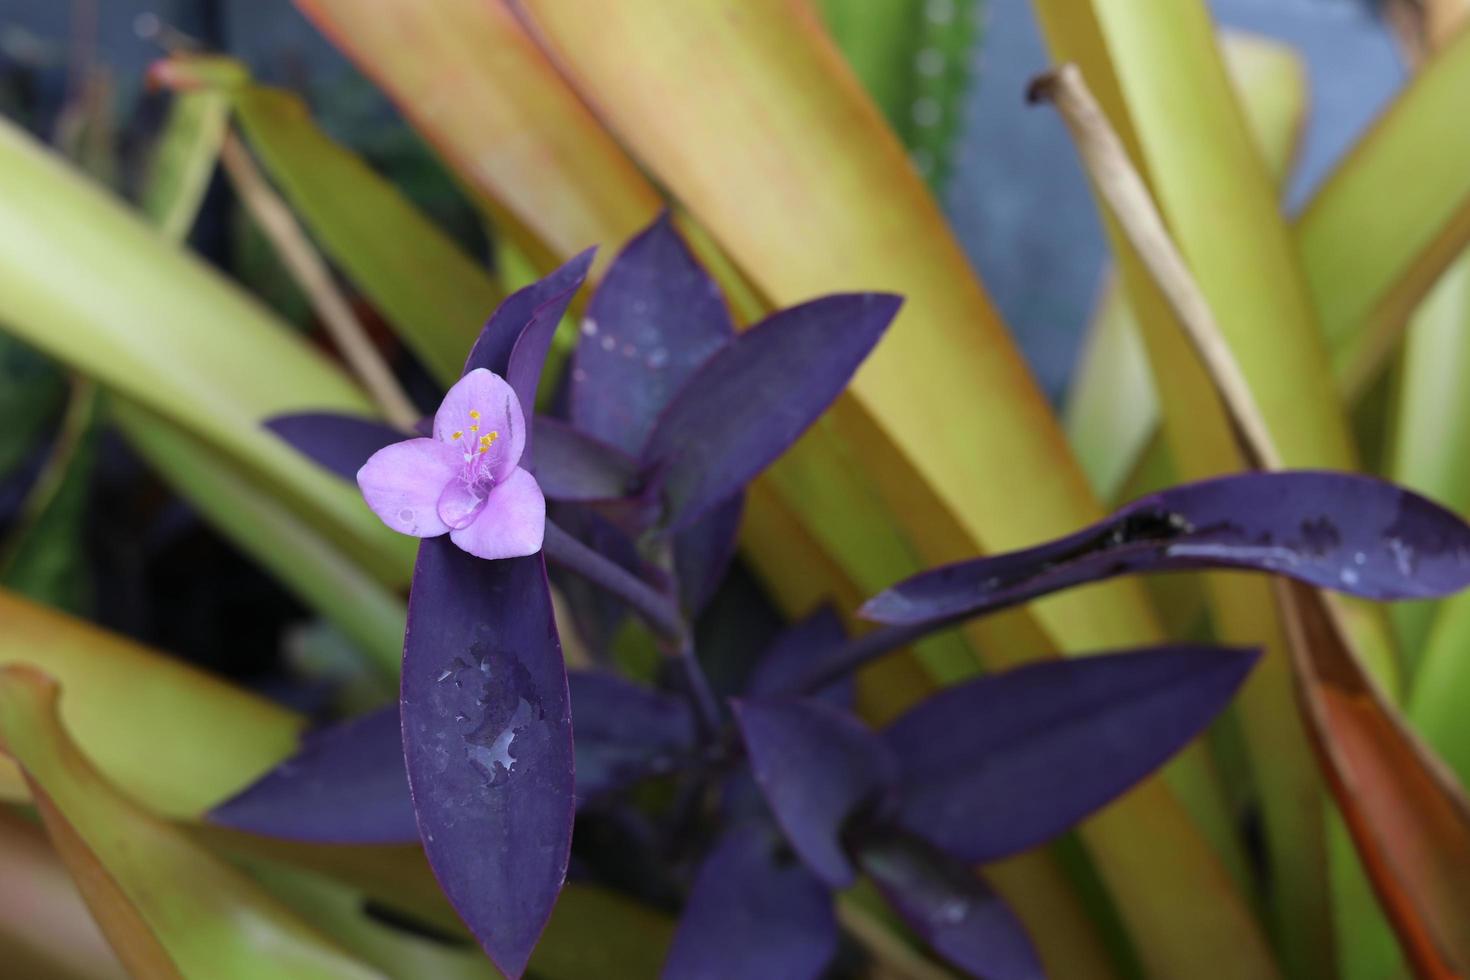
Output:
356 437 459 537
450 467 546 559
434 368 527 480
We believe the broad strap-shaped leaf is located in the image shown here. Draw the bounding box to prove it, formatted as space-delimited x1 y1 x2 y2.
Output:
209 704 416 844
642 293 902 531
884 645 1259 862
0 589 301 816
733 697 896 887
865 471 1470 629
854 826 1043 980
266 413 404 482
532 416 641 502
743 605 853 706
228 79 505 386
1276 580 1470 974
571 213 734 455
465 250 593 394
0 666 381 979
400 540 573 979
0 114 409 585
662 820 838 980
569 670 697 805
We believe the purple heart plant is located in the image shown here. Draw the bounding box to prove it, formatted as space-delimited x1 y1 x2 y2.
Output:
233 214 1470 979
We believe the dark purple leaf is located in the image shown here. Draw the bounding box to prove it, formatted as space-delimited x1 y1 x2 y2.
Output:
744 606 852 706
265 412 402 481
855 827 1043 980
663 820 837 980
465 248 594 385
863 471 1470 629
673 495 744 613
401 539 573 978
546 504 638 656
733 697 896 887
885 644 1258 862
570 213 733 457
208 704 416 843
642 294 902 532
532 416 641 502
569 671 697 804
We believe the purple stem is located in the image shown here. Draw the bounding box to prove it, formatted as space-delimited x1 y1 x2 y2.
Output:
543 520 687 643
782 621 933 697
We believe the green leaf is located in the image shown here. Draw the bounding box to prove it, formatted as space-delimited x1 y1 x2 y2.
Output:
0 589 302 818
0 114 413 586
139 89 230 243
1387 257 1470 664
0 381 101 614
229 80 504 385
817 0 981 189
112 398 407 677
1299 26 1470 400
0 665 383 979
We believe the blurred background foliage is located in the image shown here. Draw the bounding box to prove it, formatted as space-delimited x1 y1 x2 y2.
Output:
0 0 1460 977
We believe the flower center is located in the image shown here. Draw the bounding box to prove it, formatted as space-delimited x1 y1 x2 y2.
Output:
438 407 502 529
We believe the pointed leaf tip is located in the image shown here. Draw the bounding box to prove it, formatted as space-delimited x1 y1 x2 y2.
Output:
208 704 417 844
400 540 574 978
265 412 403 481
642 292 903 531
863 471 1470 629
885 644 1260 861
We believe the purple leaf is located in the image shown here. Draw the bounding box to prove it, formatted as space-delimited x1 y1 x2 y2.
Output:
744 606 852 706
642 294 901 532
546 505 639 655
208 704 416 844
465 248 595 385
570 213 733 457
265 412 402 481
569 671 697 805
855 827 1043 980
885 644 1259 862
532 416 641 502
733 698 897 887
663 820 838 980
673 495 744 613
864 471 1470 629
401 539 573 978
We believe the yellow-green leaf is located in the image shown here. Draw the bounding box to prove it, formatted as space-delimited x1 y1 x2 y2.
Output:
113 398 407 677
515 1 1271 973
229 79 504 385
139 88 230 243
1299 25 1470 400
0 590 302 817
0 665 382 979
0 116 412 586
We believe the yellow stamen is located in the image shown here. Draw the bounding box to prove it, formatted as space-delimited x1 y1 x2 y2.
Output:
487 430 499 445
451 430 463 440
469 410 481 420
470 425 479 433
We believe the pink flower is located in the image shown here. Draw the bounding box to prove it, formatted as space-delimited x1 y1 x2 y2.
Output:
357 369 545 560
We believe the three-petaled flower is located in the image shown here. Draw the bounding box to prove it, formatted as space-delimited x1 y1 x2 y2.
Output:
357 369 546 559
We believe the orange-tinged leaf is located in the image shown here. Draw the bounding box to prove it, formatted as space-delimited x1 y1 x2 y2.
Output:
0 666 382 979
1276 581 1470 976
517 1 1269 973
0 589 302 817
290 0 661 269
0 808 126 980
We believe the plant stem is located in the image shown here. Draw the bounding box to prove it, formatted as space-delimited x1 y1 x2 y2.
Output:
219 132 420 430
541 520 686 643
